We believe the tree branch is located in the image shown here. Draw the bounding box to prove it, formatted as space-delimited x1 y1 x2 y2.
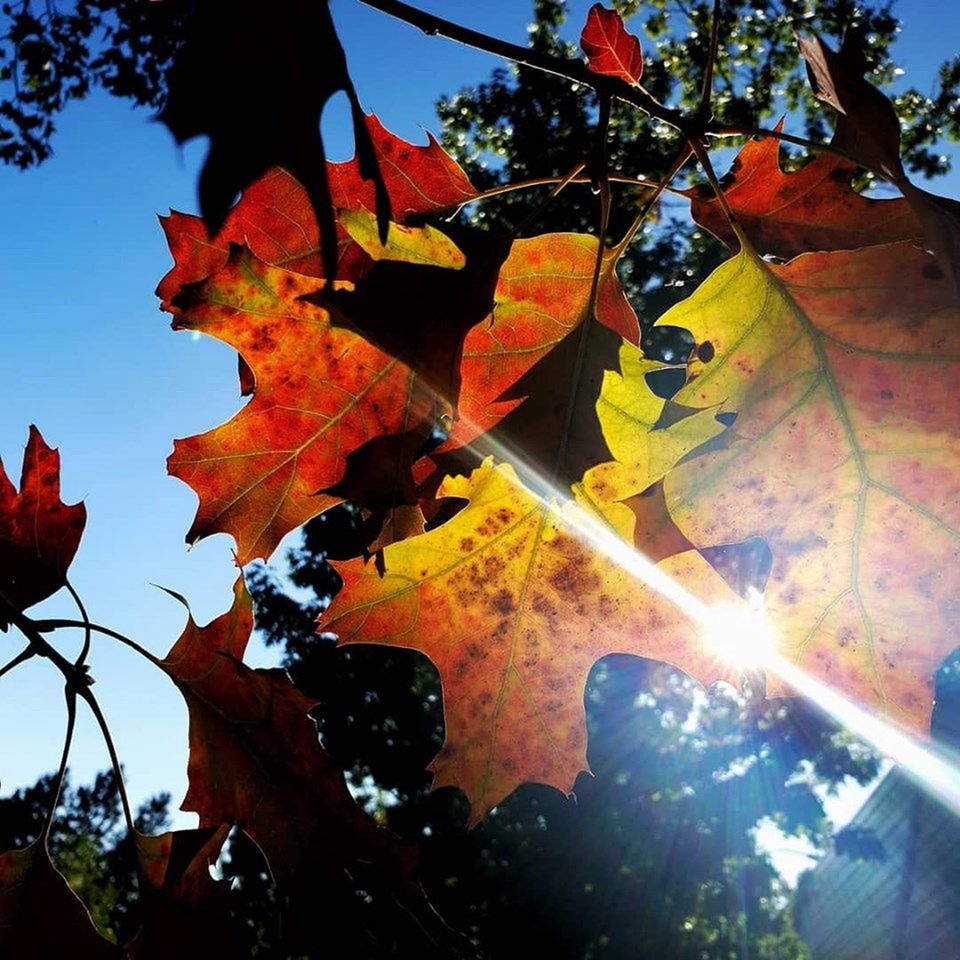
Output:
359 0 691 133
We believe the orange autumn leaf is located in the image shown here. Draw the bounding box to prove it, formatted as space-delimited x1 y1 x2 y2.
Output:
580 4 643 86
439 233 640 454
157 114 477 310
687 121 920 259
0 426 86 618
659 241 960 732
167 245 437 564
323 458 740 823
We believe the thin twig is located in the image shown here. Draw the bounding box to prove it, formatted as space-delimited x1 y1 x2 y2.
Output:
43 686 78 842
698 0 723 118
688 136 750 249
0 645 34 680
585 95 613 322
33 618 162 666
609 143 695 262
64 577 92 668
440 171 686 212
80 686 136 834
0 591 91 683
510 162 586 239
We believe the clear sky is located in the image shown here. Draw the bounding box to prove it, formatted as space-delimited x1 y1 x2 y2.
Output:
0 0 957 840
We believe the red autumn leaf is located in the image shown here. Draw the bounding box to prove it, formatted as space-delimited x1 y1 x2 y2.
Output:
686 120 920 258
127 826 234 960
0 426 86 618
799 33 960 293
166 245 437 564
0 842 114 958
159 578 421 905
580 4 643 85
156 114 477 312
159 0 390 276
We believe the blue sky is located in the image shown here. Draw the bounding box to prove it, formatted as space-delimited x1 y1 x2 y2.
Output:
0 0 957 837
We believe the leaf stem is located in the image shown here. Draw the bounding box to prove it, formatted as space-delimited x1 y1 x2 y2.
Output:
509 162 586 239
43 686 78 842
81 685 136 835
443 171 685 212
698 0 723 119
609 143 694 262
33 618 162 667
64 577 92 668
0 645 34 680
687 136 750 250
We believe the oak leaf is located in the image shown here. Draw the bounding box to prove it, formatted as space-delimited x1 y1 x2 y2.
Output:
127 826 233 960
687 121 919 259
659 241 960 731
438 233 640 456
580 4 643 85
0 842 115 958
323 458 739 823
157 114 476 312
159 0 389 275
159 578 422 915
576 342 726 543
0 426 85 619
166 245 438 564
799 33 960 293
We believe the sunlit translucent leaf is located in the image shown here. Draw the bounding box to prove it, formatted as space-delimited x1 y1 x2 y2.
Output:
687 121 919 258
660 242 960 730
323 458 739 823
0 426 85 617
580 4 643 85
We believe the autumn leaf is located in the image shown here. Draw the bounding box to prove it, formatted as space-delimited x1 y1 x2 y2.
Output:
159 0 390 276
686 121 919 259
576 342 726 542
156 114 477 312
0 842 115 958
438 233 640 456
799 33 960 293
159 578 423 916
323 458 741 823
339 207 467 268
127 826 233 960
0 426 86 620
658 241 960 731
580 4 643 85
797 33 904 183
167 244 439 564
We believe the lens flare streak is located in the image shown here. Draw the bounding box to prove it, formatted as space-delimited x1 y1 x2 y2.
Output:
456 424 960 817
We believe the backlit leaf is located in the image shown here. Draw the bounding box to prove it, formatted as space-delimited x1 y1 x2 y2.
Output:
660 241 960 731
0 426 86 618
687 121 919 258
323 458 740 823
166 246 435 564
580 4 643 85
157 114 477 311
0 843 114 958
159 578 421 910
